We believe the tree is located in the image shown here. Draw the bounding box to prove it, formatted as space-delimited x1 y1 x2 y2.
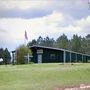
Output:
71 34 82 52
16 45 31 64
0 48 4 59
27 39 37 46
85 34 90 54
43 36 55 47
27 36 55 47
55 34 69 49
0 48 4 64
37 36 44 46
81 37 87 53
4 48 11 65
0 48 11 65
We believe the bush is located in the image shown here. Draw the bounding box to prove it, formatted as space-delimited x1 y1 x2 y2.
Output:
16 45 32 64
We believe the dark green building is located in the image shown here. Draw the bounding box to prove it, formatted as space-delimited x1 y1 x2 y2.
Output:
30 45 90 63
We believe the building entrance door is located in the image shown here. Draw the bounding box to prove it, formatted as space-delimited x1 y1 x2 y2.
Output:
38 54 42 63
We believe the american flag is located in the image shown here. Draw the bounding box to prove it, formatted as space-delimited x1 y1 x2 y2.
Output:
25 30 28 40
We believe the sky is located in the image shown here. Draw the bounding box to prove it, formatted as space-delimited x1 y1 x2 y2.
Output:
0 0 90 52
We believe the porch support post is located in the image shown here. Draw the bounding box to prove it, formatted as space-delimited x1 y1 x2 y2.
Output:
70 52 71 63
63 51 66 64
82 54 83 63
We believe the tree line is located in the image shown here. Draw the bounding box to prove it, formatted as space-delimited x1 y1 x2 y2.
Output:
0 48 11 65
27 34 90 55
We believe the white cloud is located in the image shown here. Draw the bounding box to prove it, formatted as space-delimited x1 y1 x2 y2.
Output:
71 16 90 35
75 16 90 27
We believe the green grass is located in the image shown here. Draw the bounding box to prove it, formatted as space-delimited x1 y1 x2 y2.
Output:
0 63 90 90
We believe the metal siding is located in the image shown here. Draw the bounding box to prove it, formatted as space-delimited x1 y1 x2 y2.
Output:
83 55 87 63
66 52 70 62
42 49 49 63
42 49 63 63
31 49 38 63
71 53 76 62
77 54 82 62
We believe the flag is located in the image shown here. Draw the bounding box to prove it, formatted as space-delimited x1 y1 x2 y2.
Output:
25 30 28 40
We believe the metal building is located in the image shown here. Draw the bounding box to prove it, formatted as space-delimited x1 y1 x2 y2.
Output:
30 45 90 63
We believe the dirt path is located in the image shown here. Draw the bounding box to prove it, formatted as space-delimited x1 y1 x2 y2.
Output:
54 84 90 90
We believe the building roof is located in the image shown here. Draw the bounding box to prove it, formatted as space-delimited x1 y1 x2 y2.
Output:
12 50 16 53
30 45 90 56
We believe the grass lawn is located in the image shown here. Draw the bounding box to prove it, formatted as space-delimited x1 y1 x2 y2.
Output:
0 63 90 90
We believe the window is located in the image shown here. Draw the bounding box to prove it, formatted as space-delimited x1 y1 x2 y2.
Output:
50 54 55 60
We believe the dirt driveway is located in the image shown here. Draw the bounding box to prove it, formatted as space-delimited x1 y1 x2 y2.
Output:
54 84 90 90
